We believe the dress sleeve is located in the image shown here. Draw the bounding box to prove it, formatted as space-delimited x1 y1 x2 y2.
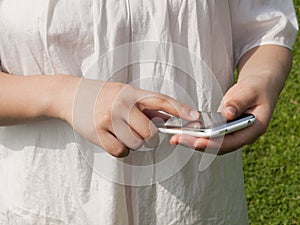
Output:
229 0 298 65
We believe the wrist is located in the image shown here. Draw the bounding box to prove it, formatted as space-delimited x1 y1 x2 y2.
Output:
238 69 286 100
237 45 292 98
41 75 81 124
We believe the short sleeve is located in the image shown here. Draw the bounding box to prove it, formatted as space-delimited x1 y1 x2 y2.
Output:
229 0 298 65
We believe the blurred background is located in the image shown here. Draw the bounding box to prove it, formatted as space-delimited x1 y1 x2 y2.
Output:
243 1 300 224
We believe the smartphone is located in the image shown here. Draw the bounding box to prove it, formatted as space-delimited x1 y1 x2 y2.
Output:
155 112 256 138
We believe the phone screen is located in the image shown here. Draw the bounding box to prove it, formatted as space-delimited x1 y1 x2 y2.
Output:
163 112 227 130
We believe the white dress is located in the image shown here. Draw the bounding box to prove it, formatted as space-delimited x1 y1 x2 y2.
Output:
0 1 297 224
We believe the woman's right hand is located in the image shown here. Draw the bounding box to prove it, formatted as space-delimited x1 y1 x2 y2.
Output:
58 78 199 157
0 73 198 157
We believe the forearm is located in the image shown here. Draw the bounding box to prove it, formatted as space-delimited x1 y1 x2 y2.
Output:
237 45 292 99
0 72 80 125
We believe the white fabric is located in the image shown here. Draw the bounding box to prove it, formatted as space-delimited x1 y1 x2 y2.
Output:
0 1 297 224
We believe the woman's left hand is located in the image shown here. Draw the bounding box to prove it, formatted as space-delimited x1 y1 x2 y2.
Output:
169 45 292 154
169 75 276 154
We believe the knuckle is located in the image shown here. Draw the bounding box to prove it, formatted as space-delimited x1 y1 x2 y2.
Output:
241 84 256 93
95 112 112 131
229 98 244 111
194 144 204 151
225 86 257 111
101 111 112 123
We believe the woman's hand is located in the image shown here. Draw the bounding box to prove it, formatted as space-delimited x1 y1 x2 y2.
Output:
61 78 199 157
169 45 292 154
0 73 198 157
170 75 277 154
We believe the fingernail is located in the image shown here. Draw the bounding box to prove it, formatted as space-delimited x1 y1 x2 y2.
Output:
178 136 189 146
190 110 199 120
170 136 178 145
226 106 237 117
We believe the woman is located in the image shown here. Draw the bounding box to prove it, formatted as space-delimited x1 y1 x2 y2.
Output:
0 1 298 224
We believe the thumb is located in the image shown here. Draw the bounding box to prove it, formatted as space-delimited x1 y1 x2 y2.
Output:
221 84 257 120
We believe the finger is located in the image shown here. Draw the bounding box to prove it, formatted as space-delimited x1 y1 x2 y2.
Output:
204 120 263 154
171 132 238 155
136 90 199 121
176 115 265 154
170 134 197 148
221 84 258 120
142 109 171 121
171 103 270 154
127 106 158 140
110 118 145 150
169 134 221 156
127 107 160 148
98 131 130 157
210 104 270 153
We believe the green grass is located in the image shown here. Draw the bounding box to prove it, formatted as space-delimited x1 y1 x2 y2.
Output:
243 1 300 224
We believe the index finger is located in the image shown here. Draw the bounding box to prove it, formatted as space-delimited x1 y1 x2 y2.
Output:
136 90 199 121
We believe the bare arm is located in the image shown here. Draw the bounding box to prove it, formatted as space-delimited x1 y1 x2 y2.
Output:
226 45 292 121
0 72 199 156
0 73 79 125
170 45 292 154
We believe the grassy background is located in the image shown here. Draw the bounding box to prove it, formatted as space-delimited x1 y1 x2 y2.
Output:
243 1 300 224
